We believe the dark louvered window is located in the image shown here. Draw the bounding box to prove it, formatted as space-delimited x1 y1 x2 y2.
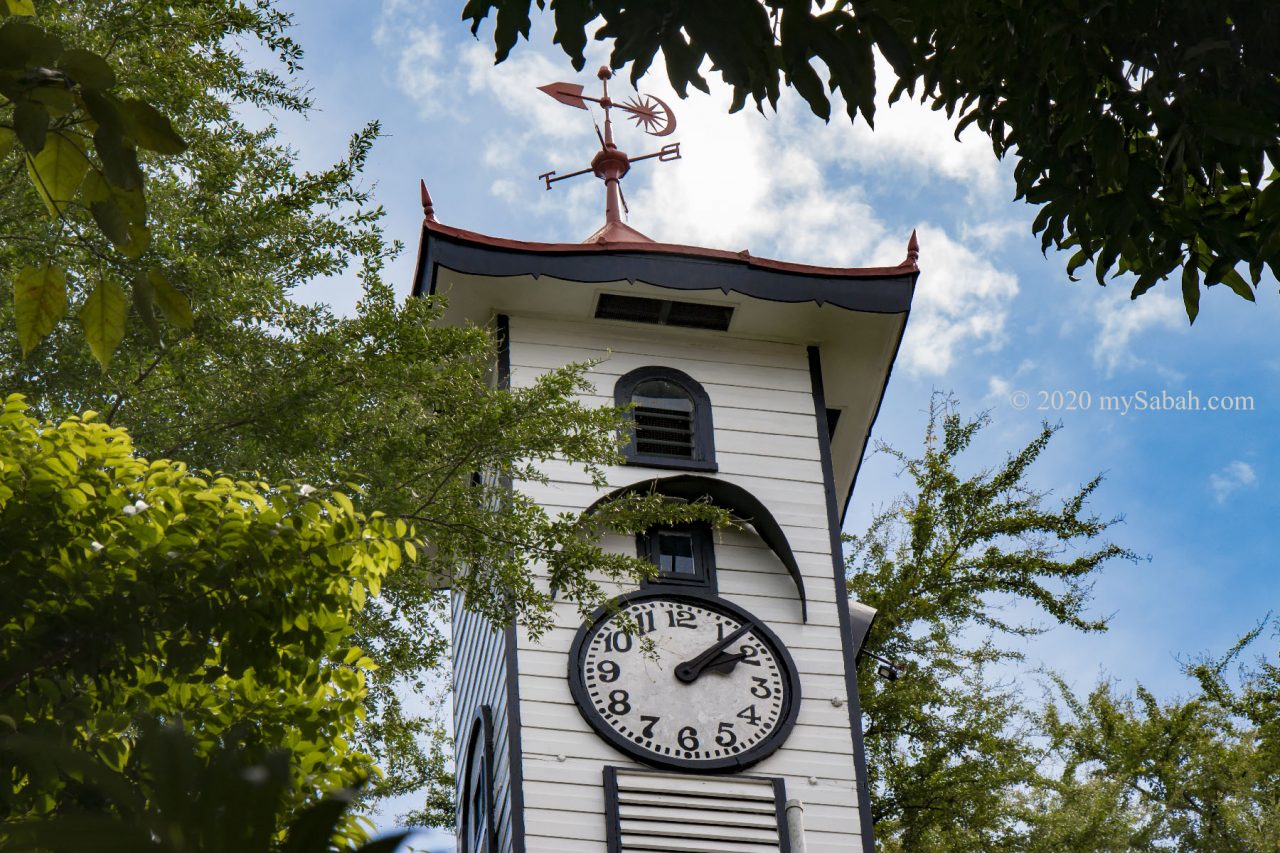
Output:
615 367 717 472
595 293 733 331
633 379 695 458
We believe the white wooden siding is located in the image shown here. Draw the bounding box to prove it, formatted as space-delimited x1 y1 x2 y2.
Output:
507 315 863 853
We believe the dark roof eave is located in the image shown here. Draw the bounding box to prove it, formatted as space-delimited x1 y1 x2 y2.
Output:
413 220 918 314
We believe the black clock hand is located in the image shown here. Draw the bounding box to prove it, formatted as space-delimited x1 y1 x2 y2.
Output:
675 623 751 683
704 650 750 675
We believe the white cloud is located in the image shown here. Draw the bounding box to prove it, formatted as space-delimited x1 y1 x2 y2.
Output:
1210 461 1257 504
375 6 1021 373
1091 291 1185 376
987 375 1013 402
877 225 1019 376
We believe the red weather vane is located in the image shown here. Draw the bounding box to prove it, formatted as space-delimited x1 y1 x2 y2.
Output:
537 67 681 226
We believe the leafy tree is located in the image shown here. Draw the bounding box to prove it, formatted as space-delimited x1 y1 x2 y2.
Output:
845 395 1137 850
2 0 727 822
465 0 1280 321
0 393 410 834
1031 629 1280 851
1 0 194 363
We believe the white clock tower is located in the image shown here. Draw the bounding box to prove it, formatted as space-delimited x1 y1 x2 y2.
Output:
414 71 917 853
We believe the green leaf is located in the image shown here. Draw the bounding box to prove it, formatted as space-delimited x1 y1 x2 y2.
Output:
1218 267 1254 302
13 264 66 355
24 131 88 217
88 197 130 245
57 47 115 90
121 98 187 154
81 279 127 368
4 0 36 16
148 268 192 329
1181 260 1200 324
131 270 160 340
13 98 49 154
118 223 151 260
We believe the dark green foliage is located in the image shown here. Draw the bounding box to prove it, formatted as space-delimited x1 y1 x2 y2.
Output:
467 0 1280 321
0 723 414 851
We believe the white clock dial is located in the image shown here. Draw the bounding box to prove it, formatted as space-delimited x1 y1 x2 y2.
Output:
569 592 800 771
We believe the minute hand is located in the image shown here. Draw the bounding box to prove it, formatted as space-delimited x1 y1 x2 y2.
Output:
675 624 752 684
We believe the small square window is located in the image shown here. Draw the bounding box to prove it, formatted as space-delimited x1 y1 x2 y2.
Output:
639 524 716 592
656 531 696 575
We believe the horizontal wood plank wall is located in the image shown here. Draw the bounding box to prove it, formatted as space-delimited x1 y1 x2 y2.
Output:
453 595 517 853
507 315 863 853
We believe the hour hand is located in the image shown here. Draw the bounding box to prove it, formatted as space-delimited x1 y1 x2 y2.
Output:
703 650 749 675
675 624 751 684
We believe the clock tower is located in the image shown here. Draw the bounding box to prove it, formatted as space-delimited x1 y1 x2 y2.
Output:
414 72 917 853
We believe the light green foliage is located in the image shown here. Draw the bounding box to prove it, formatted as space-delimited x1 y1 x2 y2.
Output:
0 393 413 826
1031 630 1280 852
1 0 193 363
846 394 1136 850
468 0 1280 320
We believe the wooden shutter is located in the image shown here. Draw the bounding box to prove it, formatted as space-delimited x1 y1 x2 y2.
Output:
604 767 790 853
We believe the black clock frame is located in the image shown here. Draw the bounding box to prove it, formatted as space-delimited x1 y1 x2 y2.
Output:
567 588 802 773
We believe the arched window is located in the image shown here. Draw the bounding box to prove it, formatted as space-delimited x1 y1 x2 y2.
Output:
459 706 496 853
615 367 716 471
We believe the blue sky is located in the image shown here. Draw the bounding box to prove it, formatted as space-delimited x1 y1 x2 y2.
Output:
261 1 1279 846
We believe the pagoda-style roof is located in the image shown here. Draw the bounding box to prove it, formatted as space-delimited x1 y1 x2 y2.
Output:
412 218 917 313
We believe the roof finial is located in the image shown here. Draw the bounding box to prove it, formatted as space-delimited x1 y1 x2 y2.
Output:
420 179 436 222
906 229 920 265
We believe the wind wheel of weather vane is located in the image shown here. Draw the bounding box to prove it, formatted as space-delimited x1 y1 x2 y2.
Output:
537 67 682 224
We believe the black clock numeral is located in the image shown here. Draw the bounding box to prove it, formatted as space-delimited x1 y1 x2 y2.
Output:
598 660 620 683
603 630 633 653
608 690 631 715
738 644 762 666
666 608 697 629
736 704 762 726
677 726 699 750
640 715 660 738
715 722 737 747
717 621 737 640
750 676 772 698
634 609 656 634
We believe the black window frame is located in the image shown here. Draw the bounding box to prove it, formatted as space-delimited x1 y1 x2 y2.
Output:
637 522 718 593
614 366 717 472
458 706 498 853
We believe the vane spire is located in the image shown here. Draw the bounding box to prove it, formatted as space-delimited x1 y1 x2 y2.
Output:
537 67 682 243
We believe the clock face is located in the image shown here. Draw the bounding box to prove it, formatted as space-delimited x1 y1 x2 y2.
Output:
568 590 801 772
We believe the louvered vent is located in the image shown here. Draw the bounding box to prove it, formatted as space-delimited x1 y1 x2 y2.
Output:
606 768 788 853
596 293 733 331
633 404 694 458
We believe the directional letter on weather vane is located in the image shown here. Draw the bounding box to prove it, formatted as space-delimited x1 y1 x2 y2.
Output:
537 67 681 225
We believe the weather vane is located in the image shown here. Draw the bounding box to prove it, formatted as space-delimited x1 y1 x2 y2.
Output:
537 67 681 231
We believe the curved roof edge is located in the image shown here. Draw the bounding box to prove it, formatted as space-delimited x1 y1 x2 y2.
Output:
583 474 808 623
412 220 918 314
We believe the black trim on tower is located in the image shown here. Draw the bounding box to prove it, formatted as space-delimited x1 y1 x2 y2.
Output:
772 777 794 853
584 474 808 622
495 314 527 853
417 228 916 314
809 345 876 853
